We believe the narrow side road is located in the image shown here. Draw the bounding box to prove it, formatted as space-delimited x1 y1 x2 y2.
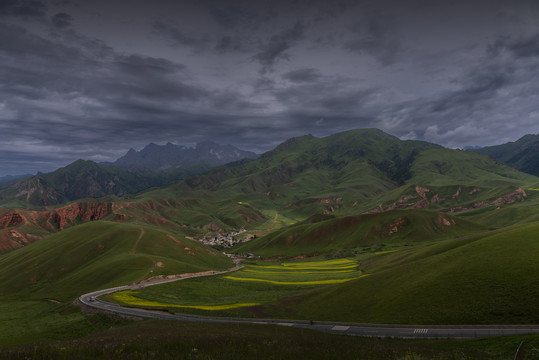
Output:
79 268 539 339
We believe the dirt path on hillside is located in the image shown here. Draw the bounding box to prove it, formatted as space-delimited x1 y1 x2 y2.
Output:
258 212 279 237
130 228 145 254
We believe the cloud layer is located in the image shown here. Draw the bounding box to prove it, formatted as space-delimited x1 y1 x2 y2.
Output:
1 0 539 175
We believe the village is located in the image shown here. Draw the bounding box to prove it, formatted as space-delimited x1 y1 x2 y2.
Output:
198 228 255 248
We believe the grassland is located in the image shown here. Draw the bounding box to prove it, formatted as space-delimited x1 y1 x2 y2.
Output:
3 129 539 356
234 209 485 257
101 221 539 326
103 258 363 317
0 220 233 347
269 222 539 325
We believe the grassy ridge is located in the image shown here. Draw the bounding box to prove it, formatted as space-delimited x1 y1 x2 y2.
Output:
0 221 233 301
0 220 234 347
234 209 485 257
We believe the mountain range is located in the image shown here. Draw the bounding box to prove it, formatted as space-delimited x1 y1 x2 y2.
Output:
1 128 536 253
111 141 258 171
0 141 258 208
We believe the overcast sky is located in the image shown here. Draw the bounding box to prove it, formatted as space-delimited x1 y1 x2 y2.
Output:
1 0 539 176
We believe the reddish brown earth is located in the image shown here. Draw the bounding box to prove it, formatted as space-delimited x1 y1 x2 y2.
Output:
0 202 115 252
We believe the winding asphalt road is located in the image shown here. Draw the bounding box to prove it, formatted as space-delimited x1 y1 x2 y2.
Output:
79 268 539 339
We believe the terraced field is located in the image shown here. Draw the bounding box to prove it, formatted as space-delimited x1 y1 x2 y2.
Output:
104 258 363 315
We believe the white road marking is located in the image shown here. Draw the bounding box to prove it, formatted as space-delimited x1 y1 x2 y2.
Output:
413 329 429 334
277 323 294 327
332 325 350 331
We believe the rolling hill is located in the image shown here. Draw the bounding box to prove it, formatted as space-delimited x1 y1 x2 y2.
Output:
472 133 539 176
233 209 485 257
147 128 538 222
264 222 539 325
2 128 539 353
0 221 233 301
1 128 537 253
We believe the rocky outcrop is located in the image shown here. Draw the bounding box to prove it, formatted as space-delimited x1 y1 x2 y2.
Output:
384 217 408 236
452 186 462 199
438 215 456 226
0 212 27 228
46 202 113 230
415 186 430 199
431 194 445 203
317 196 343 204
491 188 527 205
0 201 114 251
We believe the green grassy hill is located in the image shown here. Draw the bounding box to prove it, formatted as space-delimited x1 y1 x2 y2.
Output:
144 129 538 224
473 133 539 176
102 221 539 326
233 209 485 257
269 222 539 324
0 221 232 301
0 220 233 346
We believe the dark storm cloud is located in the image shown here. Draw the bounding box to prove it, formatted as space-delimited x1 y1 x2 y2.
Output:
0 22 218 174
3 0 539 175
0 0 46 19
214 35 244 53
208 5 264 30
253 22 305 74
152 21 209 51
488 33 539 59
282 68 322 83
344 18 400 65
51 12 72 28
382 40 539 147
272 72 378 121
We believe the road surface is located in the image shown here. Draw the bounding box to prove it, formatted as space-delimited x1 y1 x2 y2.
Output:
79 268 539 339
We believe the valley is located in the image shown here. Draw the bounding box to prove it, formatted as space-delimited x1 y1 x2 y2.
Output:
2 129 539 359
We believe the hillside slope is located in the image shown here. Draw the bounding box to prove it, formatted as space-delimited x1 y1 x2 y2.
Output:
234 209 485 257
260 222 539 324
0 221 233 301
149 129 538 220
0 160 158 208
473 134 539 176
0 197 267 253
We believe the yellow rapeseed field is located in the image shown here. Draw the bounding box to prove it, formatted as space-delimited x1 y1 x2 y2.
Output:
222 275 366 285
111 291 260 310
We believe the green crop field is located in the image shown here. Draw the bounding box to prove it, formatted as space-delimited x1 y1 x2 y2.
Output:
103 258 364 317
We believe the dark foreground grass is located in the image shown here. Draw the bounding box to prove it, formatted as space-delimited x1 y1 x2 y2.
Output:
2 319 539 360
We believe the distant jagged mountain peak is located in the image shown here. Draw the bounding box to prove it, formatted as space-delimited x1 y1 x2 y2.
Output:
113 141 257 170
